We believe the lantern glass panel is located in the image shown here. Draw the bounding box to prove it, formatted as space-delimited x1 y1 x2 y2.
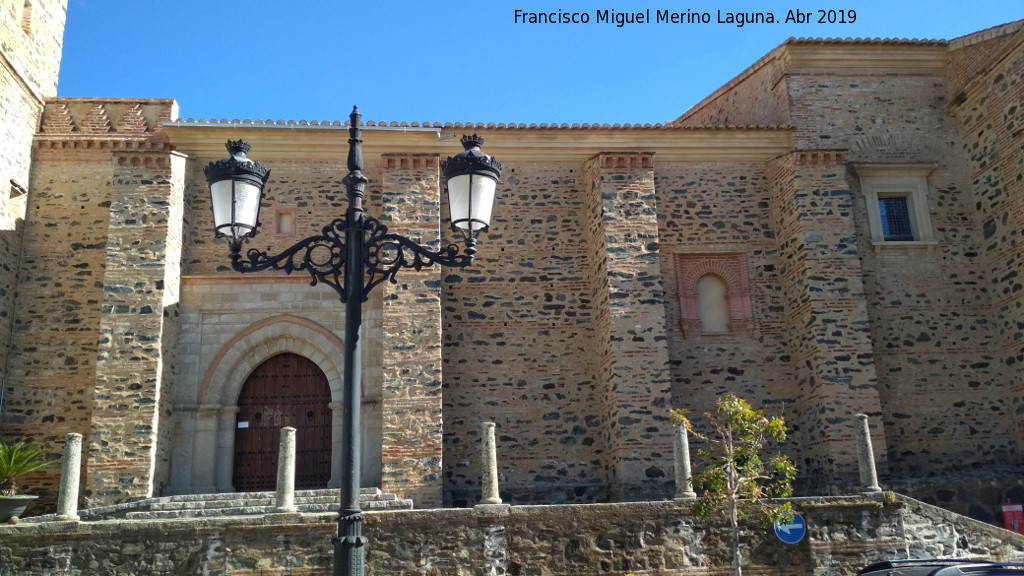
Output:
211 179 262 238
448 174 496 231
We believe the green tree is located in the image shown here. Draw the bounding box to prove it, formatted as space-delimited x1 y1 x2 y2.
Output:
671 394 797 576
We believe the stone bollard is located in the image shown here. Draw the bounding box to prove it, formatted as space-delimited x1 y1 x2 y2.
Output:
855 414 882 493
275 427 297 512
480 422 502 505
673 424 697 499
56 433 83 521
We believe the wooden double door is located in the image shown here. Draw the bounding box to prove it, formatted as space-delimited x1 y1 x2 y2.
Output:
233 353 333 492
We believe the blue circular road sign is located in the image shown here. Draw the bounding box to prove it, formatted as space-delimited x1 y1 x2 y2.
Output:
773 513 806 544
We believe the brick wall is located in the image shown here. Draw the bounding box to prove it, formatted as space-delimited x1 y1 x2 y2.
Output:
0 0 65 402
675 51 790 127
5 100 181 507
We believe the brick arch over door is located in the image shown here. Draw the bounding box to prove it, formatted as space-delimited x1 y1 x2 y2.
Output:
200 316 345 406
187 315 380 494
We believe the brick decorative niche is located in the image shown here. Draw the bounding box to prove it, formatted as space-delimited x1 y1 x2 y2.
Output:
674 253 753 338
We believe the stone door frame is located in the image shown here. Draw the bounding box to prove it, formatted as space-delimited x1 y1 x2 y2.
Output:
186 316 356 494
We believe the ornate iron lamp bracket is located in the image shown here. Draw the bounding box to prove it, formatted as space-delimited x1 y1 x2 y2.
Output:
228 215 472 303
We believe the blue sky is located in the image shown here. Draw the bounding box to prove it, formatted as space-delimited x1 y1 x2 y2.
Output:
57 1 1019 126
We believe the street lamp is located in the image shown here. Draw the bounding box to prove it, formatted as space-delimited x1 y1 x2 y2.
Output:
204 106 502 576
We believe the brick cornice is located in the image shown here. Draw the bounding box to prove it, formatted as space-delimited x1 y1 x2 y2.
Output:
598 152 655 170
382 154 439 170
34 138 172 151
791 149 847 165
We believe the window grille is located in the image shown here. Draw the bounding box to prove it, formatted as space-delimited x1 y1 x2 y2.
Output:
878 197 914 241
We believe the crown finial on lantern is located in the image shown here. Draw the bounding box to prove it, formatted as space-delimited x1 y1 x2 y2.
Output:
226 140 251 156
461 134 485 150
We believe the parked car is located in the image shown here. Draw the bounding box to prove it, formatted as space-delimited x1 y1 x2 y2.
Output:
858 560 1024 576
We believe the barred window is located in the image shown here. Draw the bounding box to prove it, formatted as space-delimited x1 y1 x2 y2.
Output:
878 197 914 241
855 164 935 245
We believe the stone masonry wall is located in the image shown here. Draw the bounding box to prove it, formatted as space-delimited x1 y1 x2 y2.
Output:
174 152 386 497
947 28 1024 485
4 100 181 509
672 42 1016 498
655 160 800 471
443 160 612 506
784 56 949 152
0 141 111 502
821 58 1019 490
379 154 445 507
2 496 1024 575
946 23 1024 98
772 44 1022 503
593 153 674 500
86 148 185 505
767 151 884 494
0 0 64 400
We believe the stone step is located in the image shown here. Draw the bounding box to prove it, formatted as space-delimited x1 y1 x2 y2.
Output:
21 487 411 523
143 493 404 512
156 487 382 503
123 497 412 520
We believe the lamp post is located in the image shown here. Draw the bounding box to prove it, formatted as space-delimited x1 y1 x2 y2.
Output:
204 106 502 576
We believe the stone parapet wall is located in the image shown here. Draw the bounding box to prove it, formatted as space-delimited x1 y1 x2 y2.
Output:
2 496 1023 575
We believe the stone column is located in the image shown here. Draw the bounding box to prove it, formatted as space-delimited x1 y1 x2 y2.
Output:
673 424 697 499
214 407 238 493
856 414 882 493
480 422 502 505
56 433 83 521
275 427 297 512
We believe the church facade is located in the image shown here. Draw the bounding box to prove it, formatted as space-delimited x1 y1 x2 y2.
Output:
3 2 1024 523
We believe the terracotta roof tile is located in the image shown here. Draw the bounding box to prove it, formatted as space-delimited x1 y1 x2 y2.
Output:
167 118 792 131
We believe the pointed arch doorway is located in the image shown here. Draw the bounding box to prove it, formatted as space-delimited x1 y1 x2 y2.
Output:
233 353 333 492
